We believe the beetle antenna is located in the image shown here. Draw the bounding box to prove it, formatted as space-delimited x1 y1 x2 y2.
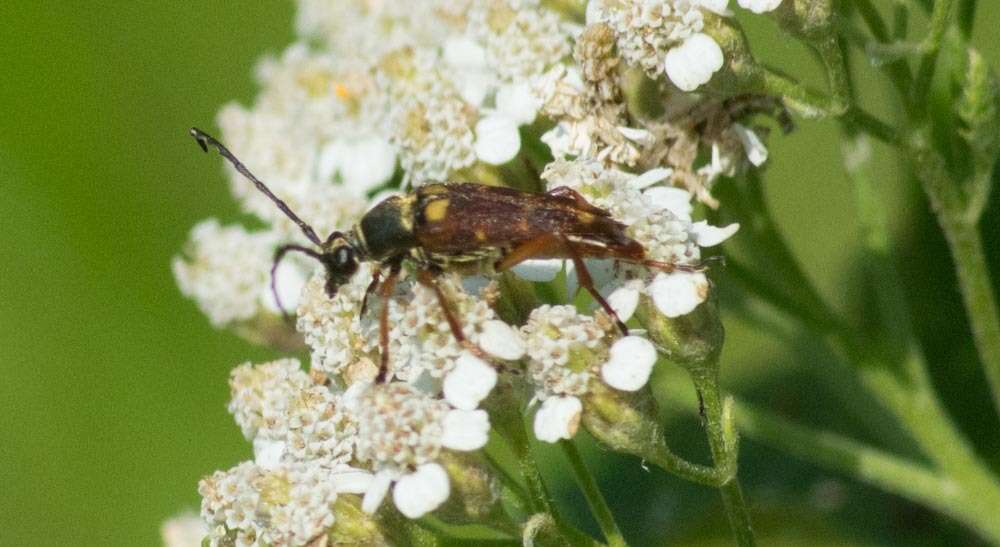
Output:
271 244 323 321
190 127 323 247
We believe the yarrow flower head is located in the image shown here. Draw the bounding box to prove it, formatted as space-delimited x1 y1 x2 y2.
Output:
173 220 300 328
198 460 340 547
346 381 491 518
588 0 724 91
297 268 522 390
522 305 659 442
533 159 739 318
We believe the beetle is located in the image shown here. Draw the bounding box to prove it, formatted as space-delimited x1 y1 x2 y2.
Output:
190 128 697 382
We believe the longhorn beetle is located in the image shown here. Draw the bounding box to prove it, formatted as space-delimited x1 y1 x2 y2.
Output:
190 128 700 382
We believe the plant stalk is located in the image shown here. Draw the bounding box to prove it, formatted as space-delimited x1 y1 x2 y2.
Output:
689 367 755 547
560 441 627 547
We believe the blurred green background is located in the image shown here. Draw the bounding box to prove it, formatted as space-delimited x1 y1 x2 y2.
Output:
1 2 998 546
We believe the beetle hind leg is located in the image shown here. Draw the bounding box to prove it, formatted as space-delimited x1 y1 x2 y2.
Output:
495 233 630 335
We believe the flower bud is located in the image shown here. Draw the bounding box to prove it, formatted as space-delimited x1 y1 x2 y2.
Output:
634 293 724 371
433 452 503 525
772 0 834 41
329 496 387 546
582 380 663 458
958 48 1000 165
699 15 755 91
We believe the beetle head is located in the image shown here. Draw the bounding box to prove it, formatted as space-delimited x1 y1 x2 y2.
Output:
320 232 359 297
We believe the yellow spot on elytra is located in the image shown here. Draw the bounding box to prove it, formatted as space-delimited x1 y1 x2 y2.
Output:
475 229 487 241
578 212 595 223
425 199 450 222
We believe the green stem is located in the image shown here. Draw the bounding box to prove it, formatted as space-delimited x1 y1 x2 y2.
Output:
734 399 951 513
852 0 891 41
892 0 910 40
909 131 1000 416
689 368 755 547
487 384 596 547
938 220 1000 410
912 0 955 106
814 34 851 115
644 439 734 488
753 67 844 117
850 0 915 107
483 445 532 508
958 0 977 39
845 134 924 365
732 398 1000 542
844 106 899 144
560 441 627 547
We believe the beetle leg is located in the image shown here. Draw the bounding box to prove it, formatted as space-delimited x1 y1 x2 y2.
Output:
493 233 565 273
496 233 630 335
560 235 630 335
640 258 705 274
375 262 402 384
360 269 382 317
546 186 611 216
414 268 493 362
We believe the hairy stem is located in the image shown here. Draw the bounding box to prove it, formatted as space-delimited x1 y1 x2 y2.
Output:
560 441 627 547
912 0 955 105
908 129 1000 416
689 367 755 547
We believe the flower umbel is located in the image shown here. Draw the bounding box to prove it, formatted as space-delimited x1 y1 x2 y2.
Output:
171 0 781 543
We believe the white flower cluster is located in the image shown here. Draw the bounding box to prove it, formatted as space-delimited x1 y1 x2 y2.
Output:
172 0 786 542
347 381 492 518
588 0 783 91
198 460 341 546
526 158 739 320
296 268 523 387
522 305 659 442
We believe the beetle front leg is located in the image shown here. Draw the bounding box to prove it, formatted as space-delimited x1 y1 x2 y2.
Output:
375 262 401 384
360 269 381 317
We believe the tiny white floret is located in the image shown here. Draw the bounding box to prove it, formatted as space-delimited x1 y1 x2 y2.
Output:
252 438 286 470
664 33 724 92
649 271 709 318
732 123 768 166
362 469 394 514
331 466 375 495
607 286 640 323
738 0 784 13
690 221 740 247
533 396 583 443
261 257 307 314
601 336 657 391
630 167 673 189
393 463 451 519
496 83 541 126
643 186 694 220
443 352 498 410
480 320 527 360
440 409 491 451
695 0 732 14
475 115 521 165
